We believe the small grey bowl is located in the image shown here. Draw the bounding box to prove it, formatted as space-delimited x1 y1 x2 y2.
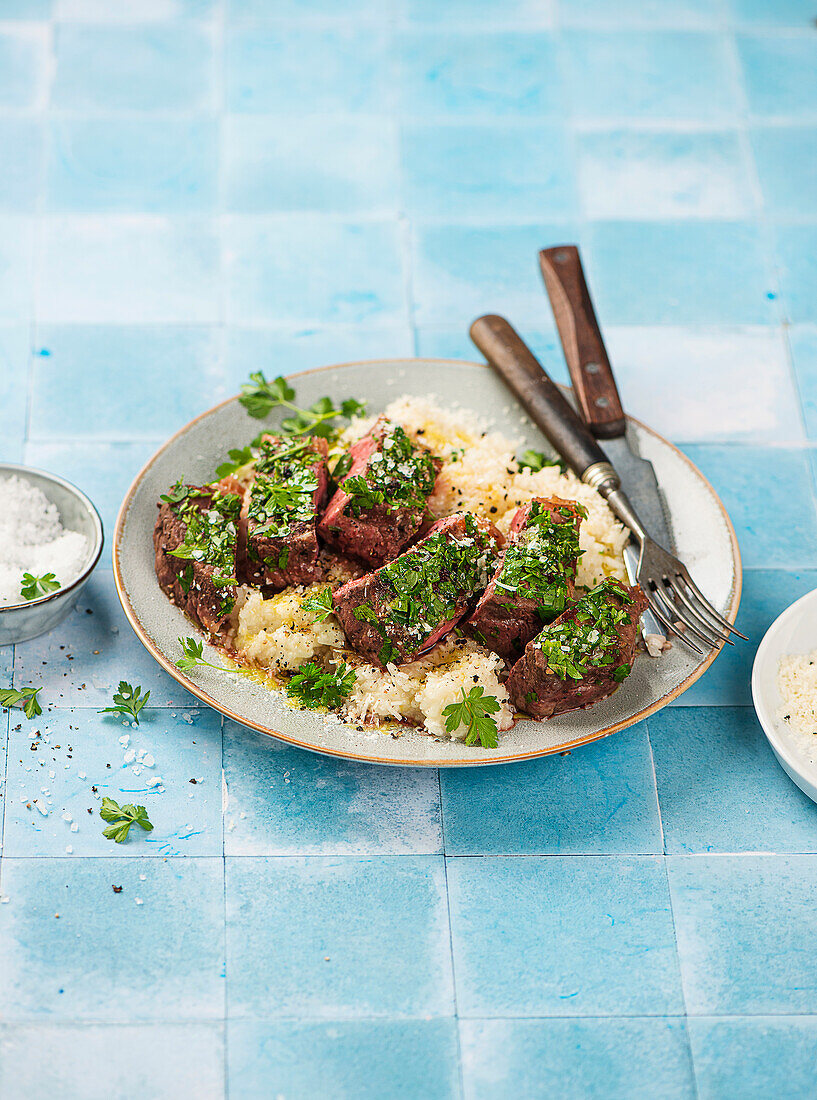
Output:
0 463 104 646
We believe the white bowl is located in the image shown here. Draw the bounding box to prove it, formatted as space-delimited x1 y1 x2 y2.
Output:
0 463 104 645
752 587 817 805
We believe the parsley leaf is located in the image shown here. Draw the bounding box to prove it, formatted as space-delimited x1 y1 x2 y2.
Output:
176 636 227 674
99 681 150 725
20 572 61 601
0 685 43 719
286 662 356 710
518 449 566 474
238 371 366 439
442 686 500 749
301 587 334 623
99 797 154 844
215 445 254 479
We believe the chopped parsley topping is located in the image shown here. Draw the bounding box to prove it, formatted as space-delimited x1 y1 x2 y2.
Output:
518 449 566 474
100 797 153 844
99 681 150 725
340 422 437 521
302 587 334 623
286 661 356 709
353 515 497 663
533 578 635 682
167 486 240 588
342 423 437 519
239 371 366 439
0 685 43 719
442 686 501 748
495 501 586 621
248 437 320 540
20 572 61 601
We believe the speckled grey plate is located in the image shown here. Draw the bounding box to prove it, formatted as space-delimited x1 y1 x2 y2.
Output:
114 359 741 767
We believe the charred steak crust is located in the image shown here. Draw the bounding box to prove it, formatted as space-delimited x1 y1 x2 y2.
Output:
153 481 242 638
466 496 586 662
332 512 501 669
318 416 441 568
238 434 328 590
506 578 647 719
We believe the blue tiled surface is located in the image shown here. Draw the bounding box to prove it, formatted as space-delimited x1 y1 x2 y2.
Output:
0 1023 225 1100
228 1019 460 1100
459 1018 696 1100
1 3 816 1097
447 856 684 1017
0 856 225 1020
668 855 817 1015
226 856 453 1018
688 1017 817 1100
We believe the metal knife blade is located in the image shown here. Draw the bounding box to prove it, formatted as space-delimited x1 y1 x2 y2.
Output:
600 433 674 553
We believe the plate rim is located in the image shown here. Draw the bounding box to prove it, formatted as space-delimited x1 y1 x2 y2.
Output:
112 357 743 767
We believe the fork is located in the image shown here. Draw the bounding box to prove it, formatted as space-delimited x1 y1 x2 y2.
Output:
470 314 746 654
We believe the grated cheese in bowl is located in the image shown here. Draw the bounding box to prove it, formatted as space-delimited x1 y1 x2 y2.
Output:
777 649 817 739
0 476 89 607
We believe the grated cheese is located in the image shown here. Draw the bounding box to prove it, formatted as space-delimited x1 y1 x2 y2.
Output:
0 475 89 607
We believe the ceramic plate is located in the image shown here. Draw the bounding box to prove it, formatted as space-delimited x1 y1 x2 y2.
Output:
113 359 742 767
752 588 817 804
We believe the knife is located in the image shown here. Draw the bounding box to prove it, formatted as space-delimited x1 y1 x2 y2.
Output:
539 245 675 556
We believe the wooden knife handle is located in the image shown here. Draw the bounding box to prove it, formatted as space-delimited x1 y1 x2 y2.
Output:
539 245 626 439
469 314 614 481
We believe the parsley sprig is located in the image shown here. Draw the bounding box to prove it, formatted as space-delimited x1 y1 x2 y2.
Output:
286 662 356 710
100 797 154 844
0 685 43 719
301 587 334 623
176 636 228 674
20 572 61 601
239 372 366 438
442 686 500 748
215 445 254 479
99 681 150 725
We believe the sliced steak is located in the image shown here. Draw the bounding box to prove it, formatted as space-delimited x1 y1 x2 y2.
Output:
506 578 647 719
237 434 328 590
332 512 501 668
154 481 243 638
318 416 440 568
466 496 585 662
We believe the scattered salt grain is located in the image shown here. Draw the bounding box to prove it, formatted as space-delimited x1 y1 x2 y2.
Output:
141 754 155 768
70 822 78 833
65 845 73 854
0 475 89 607
135 897 143 906
124 748 136 764
146 777 163 789
119 735 130 747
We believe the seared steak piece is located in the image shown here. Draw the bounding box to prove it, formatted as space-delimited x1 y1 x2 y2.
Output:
238 434 329 590
318 416 440 568
332 512 500 668
466 497 585 662
506 578 647 719
154 481 243 638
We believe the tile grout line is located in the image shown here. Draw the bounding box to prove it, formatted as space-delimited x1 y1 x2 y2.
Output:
438 769 466 1100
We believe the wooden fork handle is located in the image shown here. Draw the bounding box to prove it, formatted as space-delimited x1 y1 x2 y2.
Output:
539 245 626 439
469 313 617 486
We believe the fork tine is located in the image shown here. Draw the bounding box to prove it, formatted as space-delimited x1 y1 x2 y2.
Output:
644 587 704 656
650 584 720 651
675 569 748 641
663 579 734 647
655 594 716 651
